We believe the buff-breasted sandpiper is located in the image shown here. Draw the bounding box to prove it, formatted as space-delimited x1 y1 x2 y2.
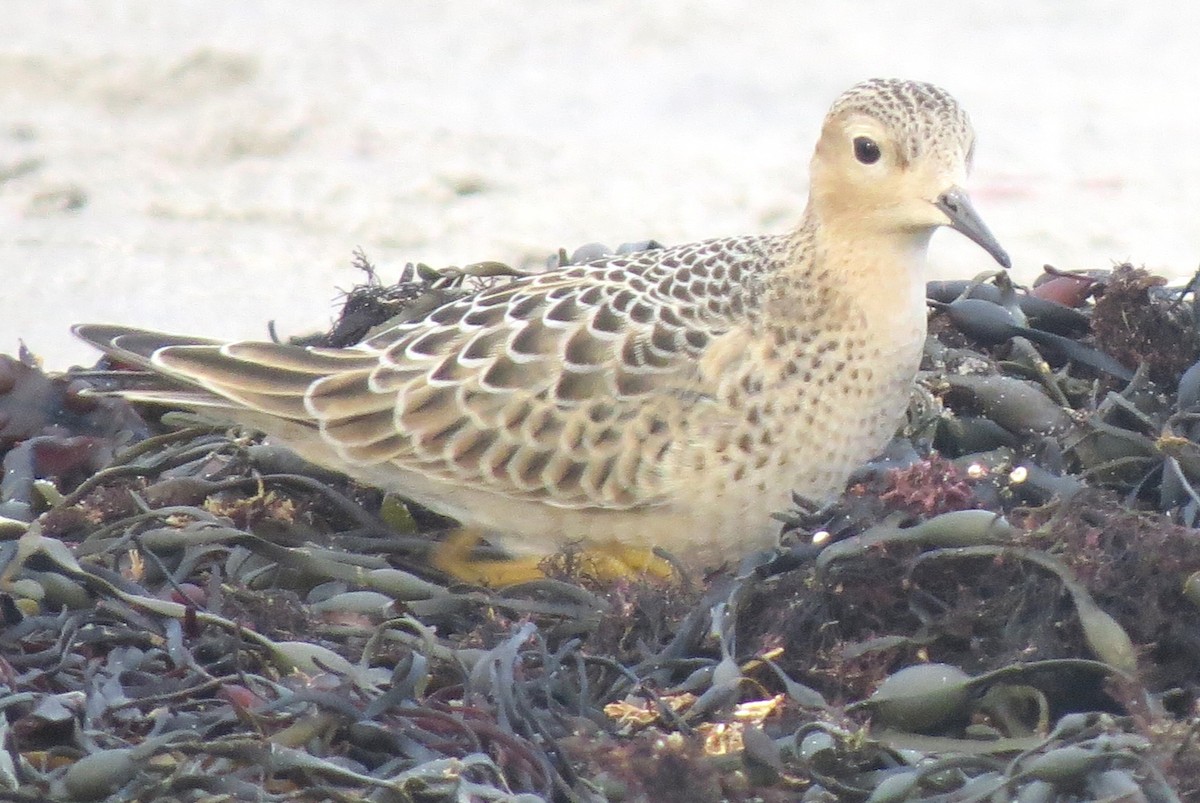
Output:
75 78 1009 576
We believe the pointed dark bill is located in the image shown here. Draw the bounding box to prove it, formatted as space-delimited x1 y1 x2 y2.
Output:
935 187 1011 269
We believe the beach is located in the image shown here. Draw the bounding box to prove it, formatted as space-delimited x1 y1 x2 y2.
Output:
3 1 1198 369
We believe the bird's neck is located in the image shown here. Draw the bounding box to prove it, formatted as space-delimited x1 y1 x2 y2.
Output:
776 208 931 331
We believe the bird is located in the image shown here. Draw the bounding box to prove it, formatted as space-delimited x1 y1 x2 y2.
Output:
74 78 1009 580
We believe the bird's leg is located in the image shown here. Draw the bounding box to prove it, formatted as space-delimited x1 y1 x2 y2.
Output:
430 528 674 585
577 542 676 581
430 527 548 586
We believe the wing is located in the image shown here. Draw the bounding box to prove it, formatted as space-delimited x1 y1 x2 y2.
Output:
76 235 783 510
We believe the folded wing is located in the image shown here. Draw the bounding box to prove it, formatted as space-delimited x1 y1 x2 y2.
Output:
75 237 775 510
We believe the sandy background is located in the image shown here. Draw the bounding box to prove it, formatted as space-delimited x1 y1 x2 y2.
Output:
3 1 1199 370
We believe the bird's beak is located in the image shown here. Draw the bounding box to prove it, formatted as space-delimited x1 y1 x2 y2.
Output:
935 186 1010 269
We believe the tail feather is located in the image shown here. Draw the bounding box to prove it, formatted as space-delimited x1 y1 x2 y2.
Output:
72 324 327 424
154 345 329 396
71 323 223 368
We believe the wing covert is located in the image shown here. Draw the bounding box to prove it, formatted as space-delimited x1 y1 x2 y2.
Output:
305 236 780 509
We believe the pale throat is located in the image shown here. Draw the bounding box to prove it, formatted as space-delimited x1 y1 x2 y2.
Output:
803 214 932 338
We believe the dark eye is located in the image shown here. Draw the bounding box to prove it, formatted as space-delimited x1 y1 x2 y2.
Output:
853 136 881 164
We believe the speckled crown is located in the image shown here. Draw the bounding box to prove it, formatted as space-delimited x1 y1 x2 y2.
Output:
829 78 974 162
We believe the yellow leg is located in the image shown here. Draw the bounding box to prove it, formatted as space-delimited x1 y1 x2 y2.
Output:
429 527 547 586
578 542 676 582
430 528 675 585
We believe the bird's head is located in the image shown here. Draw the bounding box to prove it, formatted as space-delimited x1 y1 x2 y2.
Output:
808 78 1009 268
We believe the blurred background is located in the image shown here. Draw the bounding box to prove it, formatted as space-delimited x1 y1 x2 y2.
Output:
3 1 1198 369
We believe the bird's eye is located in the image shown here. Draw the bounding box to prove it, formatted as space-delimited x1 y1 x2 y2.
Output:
853 136 881 165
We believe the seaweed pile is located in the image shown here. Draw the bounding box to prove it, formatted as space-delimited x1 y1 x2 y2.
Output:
2 251 1200 801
